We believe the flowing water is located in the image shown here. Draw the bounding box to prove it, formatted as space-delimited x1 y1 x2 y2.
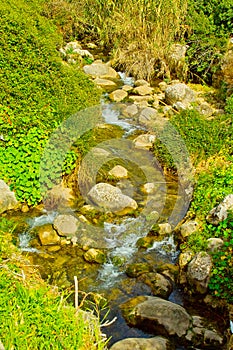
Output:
11 72 221 349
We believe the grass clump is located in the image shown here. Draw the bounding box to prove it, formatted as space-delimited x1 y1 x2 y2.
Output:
0 218 107 349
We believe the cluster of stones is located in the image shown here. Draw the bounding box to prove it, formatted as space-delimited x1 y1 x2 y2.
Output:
82 58 219 126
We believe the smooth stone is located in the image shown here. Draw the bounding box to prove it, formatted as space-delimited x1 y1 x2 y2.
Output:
207 237 224 252
109 89 128 102
53 214 80 238
179 220 199 239
122 85 134 92
187 252 212 294
110 336 171 350
121 296 192 338
138 107 159 126
122 104 139 118
134 79 150 87
94 78 117 90
133 134 156 150
133 85 154 96
125 263 153 277
83 248 106 264
109 165 128 179
0 179 18 214
37 224 60 245
165 83 196 107
87 183 137 214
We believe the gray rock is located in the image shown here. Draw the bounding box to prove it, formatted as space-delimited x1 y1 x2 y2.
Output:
129 95 153 107
133 134 156 150
83 62 119 79
87 183 137 214
121 296 192 338
138 107 159 126
53 214 81 238
110 336 171 350
109 89 128 102
0 179 18 214
138 273 173 298
186 315 223 348
93 78 117 90
109 165 128 179
165 83 196 108
134 79 150 87
179 220 199 239
207 237 224 252
122 104 139 118
83 248 106 264
206 194 233 225
187 252 212 294
133 85 154 96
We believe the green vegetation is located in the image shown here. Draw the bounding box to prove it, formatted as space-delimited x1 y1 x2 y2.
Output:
0 218 107 349
208 214 233 303
186 0 233 83
45 0 232 83
0 0 101 205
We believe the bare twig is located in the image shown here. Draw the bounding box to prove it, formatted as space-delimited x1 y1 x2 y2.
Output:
100 316 117 327
74 275 79 310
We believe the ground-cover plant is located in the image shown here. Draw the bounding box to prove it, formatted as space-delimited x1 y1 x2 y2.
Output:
0 218 107 349
207 213 233 303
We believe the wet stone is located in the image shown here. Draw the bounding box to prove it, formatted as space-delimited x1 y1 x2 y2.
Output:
125 263 153 277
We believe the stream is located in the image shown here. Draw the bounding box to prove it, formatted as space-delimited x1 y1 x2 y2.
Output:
8 71 226 349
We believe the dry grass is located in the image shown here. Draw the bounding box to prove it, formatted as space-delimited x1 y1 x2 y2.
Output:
45 0 188 80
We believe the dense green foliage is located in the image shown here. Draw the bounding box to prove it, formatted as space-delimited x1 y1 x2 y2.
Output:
186 0 233 83
0 218 107 349
208 214 233 302
0 0 101 205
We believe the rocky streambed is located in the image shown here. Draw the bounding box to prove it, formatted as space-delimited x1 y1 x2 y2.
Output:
1 42 232 349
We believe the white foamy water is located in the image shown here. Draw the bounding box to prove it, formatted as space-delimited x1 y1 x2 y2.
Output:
98 218 178 287
118 72 135 86
19 231 39 253
27 211 57 229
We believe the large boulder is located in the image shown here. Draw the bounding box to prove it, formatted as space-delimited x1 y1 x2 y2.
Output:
0 180 18 214
121 296 192 338
165 83 195 109
187 252 212 294
87 183 137 214
110 336 171 350
206 194 233 225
